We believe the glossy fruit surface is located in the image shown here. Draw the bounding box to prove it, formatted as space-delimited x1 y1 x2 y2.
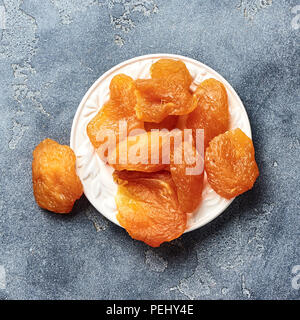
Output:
109 129 204 213
87 74 144 161
113 170 186 247
107 131 172 172
32 139 83 213
186 78 229 149
205 128 259 199
170 141 204 213
151 58 192 88
144 115 178 131
135 59 194 123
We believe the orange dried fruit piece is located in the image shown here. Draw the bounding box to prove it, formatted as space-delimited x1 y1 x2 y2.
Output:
87 74 144 160
135 59 195 123
170 141 204 213
109 129 204 213
205 128 259 199
32 139 83 214
113 170 187 247
135 89 174 123
144 115 178 131
150 58 193 89
107 131 172 172
186 78 229 149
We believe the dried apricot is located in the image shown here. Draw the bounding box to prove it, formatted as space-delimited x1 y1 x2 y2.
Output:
170 141 204 213
186 78 229 149
205 129 259 199
32 139 83 213
87 74 144 160
144 115 178 131
109 130 204 213
151 59 192 88
107 131 170 172
135 59 195 123
113 170 187 247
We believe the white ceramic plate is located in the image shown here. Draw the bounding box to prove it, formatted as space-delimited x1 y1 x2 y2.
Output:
70 54 251 233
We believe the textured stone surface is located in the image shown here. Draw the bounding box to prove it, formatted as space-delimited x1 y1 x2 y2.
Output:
0 0 299 300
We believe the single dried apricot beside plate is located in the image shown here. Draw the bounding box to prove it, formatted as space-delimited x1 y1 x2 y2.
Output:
32 139 83 213
205 128 259 199
113 170 187 247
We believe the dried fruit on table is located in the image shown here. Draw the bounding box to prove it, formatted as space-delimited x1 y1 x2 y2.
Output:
135 59 195 123
113 170 187 247
186 78 229 149
87 74 144 160
32 139 83 214
205 128 259 199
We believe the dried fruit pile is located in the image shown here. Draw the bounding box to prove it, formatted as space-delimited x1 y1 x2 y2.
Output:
32 58 259 248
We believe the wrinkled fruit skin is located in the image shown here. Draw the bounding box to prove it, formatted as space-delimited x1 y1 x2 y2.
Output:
107 131 169 172
135 59 195 123
144 115 178 131
170 141 204 213
87 74 144 161
113 170 187 247
32 139 83 213
205 129 259 199
151 58 192 88
186 78 229 150
109 130 204 213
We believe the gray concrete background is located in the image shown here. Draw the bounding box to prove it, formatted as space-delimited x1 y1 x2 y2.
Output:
0 0 299 300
